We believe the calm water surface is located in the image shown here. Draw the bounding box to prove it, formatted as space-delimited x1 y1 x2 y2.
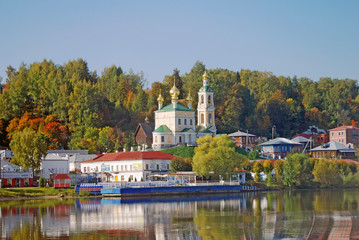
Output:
1 189 359 239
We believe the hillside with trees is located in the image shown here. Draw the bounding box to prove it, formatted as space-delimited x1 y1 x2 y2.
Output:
0 59 358 156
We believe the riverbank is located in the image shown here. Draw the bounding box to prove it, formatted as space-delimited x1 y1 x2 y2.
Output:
0 187 88 201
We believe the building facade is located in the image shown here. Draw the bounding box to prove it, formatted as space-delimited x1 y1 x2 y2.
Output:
152 71 216 150
329 125 359 146
134 115 154 146
81 151 174 182
228 130 257 148
310 141 357 160
259 137 303 159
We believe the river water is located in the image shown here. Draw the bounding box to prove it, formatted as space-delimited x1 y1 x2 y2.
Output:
1 189 359 239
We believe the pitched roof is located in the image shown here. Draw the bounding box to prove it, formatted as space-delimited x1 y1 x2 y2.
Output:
81 151 175 163
291 136 311 143
310 141 357 152
135 122 154 137
53 174 71 179
181 128 195 132
156 102 195 112
228 131 256 137
329 125 359 131
153 125 172 133
259 137 302 146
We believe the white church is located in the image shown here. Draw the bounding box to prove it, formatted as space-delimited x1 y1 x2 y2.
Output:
152 71 217 150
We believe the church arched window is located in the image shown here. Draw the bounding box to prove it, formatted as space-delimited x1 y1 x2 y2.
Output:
201 113 204 124
201 95 204 104
208 113 212 124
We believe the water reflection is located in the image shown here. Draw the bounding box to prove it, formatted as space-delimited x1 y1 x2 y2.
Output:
1 189 359 239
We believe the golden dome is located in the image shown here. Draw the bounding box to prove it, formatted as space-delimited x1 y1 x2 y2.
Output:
203 70 208 80
186 92 193 102
157 90 164 104
170 84 179 101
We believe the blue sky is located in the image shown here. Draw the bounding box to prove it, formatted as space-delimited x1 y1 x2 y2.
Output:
0 1 358 88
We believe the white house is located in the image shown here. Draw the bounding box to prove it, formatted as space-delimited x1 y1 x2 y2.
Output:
47 150 97 173
41 153 69 179
81 151 174 182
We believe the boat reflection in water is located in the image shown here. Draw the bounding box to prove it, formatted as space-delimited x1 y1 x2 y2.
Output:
1 189 359 239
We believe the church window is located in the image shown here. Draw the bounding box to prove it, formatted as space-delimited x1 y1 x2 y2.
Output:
161 136 164 143
208 95 211 104
201 95 204 103
201 114 204 124
184 119 187 125
178 119 181 125
179 136 182 143
155 136 158 143
190 119 193 125
208 113 212 124
189 135 191 142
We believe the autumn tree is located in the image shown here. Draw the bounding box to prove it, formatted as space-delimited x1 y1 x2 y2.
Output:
312 159 342 186
171 157 192 172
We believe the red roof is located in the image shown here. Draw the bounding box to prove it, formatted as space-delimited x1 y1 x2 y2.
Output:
81 151 175 163
329 125 359 131
53 174 71 179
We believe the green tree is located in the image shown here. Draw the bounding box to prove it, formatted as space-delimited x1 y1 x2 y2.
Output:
283 153 313 188
248 150 260 160
10 128 47 174
193 135 245 179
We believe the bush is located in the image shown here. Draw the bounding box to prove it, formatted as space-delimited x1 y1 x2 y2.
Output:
39 177 47 187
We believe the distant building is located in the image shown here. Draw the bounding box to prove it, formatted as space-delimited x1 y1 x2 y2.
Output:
46 150 97 174
329 125 359 147
81 151 174 182
228 130 257 148
292 125 328 146
0 159 33 187
134 115 154 147
310 141 357 160
291 136 313 152
259 137 303 159
152 71 216 150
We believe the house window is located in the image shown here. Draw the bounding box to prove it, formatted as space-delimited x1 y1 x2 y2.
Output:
146 164 149 170
161 136 164 143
